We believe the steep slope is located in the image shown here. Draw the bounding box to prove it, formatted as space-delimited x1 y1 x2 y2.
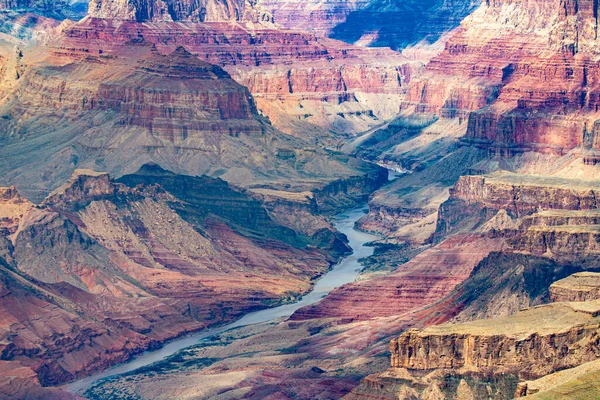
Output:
346 301 600 399
0 166 350 396
0 42 385 202
391 0 600 158
55 0 423 141
88 0 273 23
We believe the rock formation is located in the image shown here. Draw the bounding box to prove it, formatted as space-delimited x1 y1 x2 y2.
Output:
515 358 600 398
291 234 505 321
88 0 273 23
391 301 600 376
0 42 386 202
344 301 600 399
0 165 359 395
551 272 600 302
260 0 370 37
55 11 418 140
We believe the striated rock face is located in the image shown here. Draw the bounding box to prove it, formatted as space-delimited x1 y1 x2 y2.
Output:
436 172 600 240
550 272 600 302
0 166 347 389
291 234 504 321
260 0 370 37
447 252 600 323
88 0 273 23
393 0 600 157
446 172 600 218
390 301 600 379
55 14 418 139
0 42 385 201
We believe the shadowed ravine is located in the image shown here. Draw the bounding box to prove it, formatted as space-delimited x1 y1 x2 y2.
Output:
66 203 383 395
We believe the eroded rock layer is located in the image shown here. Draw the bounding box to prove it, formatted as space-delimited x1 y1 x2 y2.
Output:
0 166 349 393
291 234 505 321
391 301 600 377
0 41 386 201
54 14 418 139
88 0 273 23
392 0 600 160
550 272 600 302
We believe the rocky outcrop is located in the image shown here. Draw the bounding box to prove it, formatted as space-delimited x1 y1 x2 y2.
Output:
0 360 83 399
88 0 273 23
0 166 348 389
550 272 600 302
436 172 600 240
515 358 600 398
393 0 600 156
0 42 383 201
260 0 370 37
448 252 600 322
390 301 600 379
56 14 417 138
450 172 600 216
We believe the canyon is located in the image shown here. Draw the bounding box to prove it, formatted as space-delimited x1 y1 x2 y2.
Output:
1 0 600 399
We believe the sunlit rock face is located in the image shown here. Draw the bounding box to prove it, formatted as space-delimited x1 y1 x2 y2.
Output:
0 41 387 201
0 165 351 392
396 0 600 158
54 0 421 141
88 0 273 22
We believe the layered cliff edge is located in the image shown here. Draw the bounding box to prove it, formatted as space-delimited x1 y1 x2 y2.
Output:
0 41 387 203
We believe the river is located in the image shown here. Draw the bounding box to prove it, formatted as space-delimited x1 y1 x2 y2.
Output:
67 204 382 395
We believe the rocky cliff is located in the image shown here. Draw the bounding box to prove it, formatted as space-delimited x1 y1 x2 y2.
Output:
346 302 600 399
391 301 600 377
436 172 600 243
392 0 600 159
88 0 273 23
0 41 385 202
0 166 350 394
55 13 418 140
550 272 600 302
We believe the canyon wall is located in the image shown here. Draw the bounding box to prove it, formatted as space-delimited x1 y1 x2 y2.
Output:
550 272 600 302
0 166 350 392
88 0 273 22
362 0 600 164
0 41 386 202
391 301 600 378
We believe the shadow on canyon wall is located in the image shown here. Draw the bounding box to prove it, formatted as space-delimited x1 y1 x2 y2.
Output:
330 0 478 50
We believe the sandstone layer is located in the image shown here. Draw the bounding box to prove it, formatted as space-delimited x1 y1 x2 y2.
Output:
0 41 386 202
391 301 600 376
291 234 505 321
342 301 600 399
550 272 600 303
55 13 419 140
392 0 600 161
